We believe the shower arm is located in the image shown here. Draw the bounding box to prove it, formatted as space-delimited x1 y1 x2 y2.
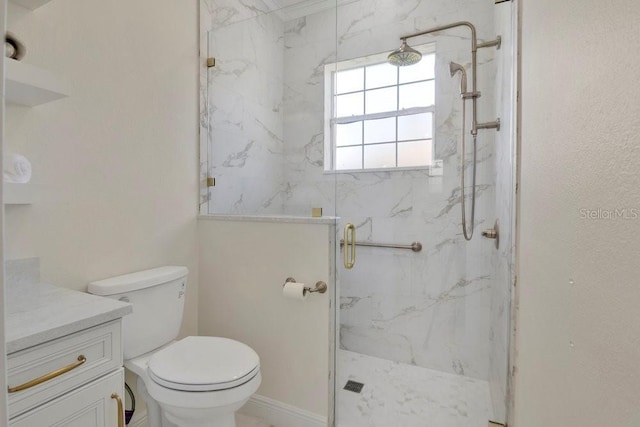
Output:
399 21 501 135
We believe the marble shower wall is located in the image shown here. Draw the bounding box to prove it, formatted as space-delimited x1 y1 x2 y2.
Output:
201 0 507 385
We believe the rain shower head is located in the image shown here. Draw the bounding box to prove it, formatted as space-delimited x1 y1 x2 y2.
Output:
387 40 422 66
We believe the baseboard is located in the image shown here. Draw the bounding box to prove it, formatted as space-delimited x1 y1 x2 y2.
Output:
240 394 327 427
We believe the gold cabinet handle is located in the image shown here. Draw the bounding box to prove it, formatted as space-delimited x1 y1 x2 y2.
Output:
344 223 356 269
8 355 87 393
111 393 125 427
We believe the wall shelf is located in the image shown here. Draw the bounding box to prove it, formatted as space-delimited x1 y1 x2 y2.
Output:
4 182 34 205
9 0 54 11
5 59 68 107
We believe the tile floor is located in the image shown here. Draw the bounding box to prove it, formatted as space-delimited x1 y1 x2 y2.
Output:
336 350 493 427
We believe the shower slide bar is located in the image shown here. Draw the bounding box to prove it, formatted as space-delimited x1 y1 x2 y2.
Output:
339 239 423 253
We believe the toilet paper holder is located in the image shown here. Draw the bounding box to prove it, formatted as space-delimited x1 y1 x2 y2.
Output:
284 277 327 294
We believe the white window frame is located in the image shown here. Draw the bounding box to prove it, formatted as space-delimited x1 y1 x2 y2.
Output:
323 43 436 173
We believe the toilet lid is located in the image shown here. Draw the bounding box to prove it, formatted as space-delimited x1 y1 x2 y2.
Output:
147 336 260 392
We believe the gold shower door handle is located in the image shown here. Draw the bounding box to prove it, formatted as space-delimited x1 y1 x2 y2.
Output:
111 393 125 427
344 223 356 269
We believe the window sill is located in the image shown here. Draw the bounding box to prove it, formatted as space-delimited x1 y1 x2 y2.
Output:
323 160 443 176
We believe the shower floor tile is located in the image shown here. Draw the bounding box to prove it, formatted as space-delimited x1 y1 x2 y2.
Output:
337 350 493 427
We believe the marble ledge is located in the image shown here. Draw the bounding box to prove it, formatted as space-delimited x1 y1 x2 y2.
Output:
198 213 338 225
6 281 132 354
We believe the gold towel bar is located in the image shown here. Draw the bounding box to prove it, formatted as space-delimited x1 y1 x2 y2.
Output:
339 240 423 253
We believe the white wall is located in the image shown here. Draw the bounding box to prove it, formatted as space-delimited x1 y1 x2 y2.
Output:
515 1 640 425
4 0 200 336
198 217 332 419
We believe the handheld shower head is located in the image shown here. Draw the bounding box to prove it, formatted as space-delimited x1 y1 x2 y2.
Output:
388 40 422 67
449 62 467 94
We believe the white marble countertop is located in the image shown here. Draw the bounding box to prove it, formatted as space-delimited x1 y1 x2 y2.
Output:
6 281 132 354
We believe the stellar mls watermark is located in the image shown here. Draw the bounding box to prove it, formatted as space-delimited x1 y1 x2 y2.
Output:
579 208 639 220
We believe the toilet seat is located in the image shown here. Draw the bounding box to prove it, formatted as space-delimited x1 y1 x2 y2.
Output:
147 336 260 392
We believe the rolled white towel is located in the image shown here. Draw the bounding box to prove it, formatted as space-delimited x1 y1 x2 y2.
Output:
3 153 32 184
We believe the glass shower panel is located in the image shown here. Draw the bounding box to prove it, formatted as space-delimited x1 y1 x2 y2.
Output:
206 10 287 215
206 1 338 218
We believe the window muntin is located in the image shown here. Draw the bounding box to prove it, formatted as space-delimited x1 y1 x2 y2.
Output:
325 44 436 172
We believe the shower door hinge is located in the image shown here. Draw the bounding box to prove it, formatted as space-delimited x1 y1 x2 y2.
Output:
207 57 216 68
207 177 215 187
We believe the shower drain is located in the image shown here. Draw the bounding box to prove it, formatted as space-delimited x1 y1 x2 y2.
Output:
343 380 365 393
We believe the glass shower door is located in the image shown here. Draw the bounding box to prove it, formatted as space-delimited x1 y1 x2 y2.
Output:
331 0 515 426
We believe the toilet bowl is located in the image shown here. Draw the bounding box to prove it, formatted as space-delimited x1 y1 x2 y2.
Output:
88 267 261 427
127 337 261 427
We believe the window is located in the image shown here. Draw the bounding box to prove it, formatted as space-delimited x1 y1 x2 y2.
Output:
324 44 436 172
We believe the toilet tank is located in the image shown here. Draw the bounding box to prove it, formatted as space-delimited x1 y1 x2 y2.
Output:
88 266 188 360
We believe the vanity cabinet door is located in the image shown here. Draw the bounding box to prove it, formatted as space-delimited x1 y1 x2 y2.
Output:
8 320 122 418
9 368 124 427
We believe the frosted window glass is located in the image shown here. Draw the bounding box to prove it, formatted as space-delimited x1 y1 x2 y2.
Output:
336 146 363 170
397 113 433 141
364 117 396 144
399 54 436 83
399 80 435 109
336 92 364 117
365 63 397 89
365 87 397 114
336 122 363 146
336 68 364 94
398 140 432 167
364 143 396 169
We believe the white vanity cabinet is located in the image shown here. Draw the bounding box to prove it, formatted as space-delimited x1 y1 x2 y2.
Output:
7 320 127 426
5 264 132 427
9 369 123 427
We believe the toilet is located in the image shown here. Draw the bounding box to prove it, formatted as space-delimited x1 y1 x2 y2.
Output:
88 266 261 427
